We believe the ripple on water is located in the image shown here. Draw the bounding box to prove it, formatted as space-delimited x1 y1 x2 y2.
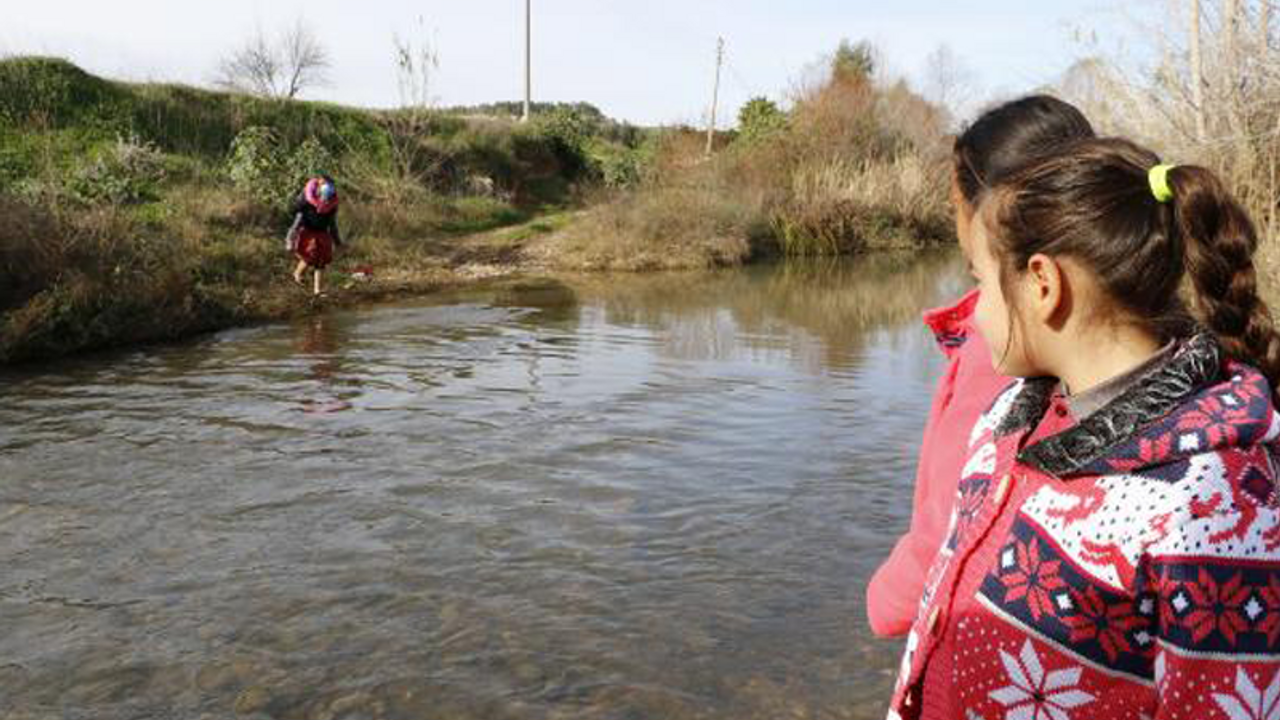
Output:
0 255 963 719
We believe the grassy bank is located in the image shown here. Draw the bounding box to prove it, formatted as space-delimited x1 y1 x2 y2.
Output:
0 57 648 363
0 47 959 364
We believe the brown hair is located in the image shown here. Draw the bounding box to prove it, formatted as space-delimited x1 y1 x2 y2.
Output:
953 95 1095 206
981 136 1280 387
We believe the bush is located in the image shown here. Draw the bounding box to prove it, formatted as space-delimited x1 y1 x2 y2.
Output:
225 126 336 209
567 40 952 258
225 125 282 205
772 155 949 255
68 135 168 205
282 137 335 191
585 138 642 189
531 106 597 178
736 97 787 145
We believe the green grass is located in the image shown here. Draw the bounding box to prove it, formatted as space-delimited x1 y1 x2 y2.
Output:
0 57 631 363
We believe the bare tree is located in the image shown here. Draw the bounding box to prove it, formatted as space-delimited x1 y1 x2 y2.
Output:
217 29 280 98
922 44 975 125
393 23 439 113
281 19 330 100
217 19 330 100
387 19 442 187
1057 1 1280 257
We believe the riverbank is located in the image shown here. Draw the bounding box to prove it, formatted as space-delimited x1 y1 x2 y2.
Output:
0 56 647 364
0 204 765 365
0 48 960 365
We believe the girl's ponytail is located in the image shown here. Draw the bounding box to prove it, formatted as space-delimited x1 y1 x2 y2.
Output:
1168 165 1280 387
981 137 1280 389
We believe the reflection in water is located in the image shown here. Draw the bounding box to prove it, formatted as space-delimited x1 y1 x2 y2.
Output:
0 255 969 720
568 250 964 370
295 316 354 414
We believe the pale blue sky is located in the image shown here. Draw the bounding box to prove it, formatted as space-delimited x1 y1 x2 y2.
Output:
1 0 1141 126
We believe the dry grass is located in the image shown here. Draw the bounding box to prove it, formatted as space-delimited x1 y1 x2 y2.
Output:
773 154 950 255
535 187 755 271
557 55 953 266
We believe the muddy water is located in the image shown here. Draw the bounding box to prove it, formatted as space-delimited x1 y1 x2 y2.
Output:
0 253 969 719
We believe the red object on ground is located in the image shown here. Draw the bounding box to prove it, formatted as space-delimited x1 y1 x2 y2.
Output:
865 289 1010 637
295 227 334 269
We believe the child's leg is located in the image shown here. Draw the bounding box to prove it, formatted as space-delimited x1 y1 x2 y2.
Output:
293 259 309 283
314 269 323 296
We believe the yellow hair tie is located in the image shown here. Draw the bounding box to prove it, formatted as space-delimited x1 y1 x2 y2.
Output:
1149 164 1175 203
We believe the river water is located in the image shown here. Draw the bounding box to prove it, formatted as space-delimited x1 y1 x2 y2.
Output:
0 253 968 720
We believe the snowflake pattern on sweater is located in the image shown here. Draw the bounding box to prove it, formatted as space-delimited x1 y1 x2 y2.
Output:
889 336 1280 720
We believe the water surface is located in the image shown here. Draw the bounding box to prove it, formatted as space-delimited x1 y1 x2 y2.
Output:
0 253 968 719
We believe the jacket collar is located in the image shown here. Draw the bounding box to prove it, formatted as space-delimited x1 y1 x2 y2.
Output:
922 289 980 360
996 332 1224 478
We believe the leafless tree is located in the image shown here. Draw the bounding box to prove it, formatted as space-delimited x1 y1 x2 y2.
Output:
922 44 975 124
387 20 442 185
216 19 330 100
1057 0 1280 259
281 19 330 100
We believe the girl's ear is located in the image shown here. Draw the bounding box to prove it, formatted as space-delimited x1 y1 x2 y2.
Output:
1024 253 1067 326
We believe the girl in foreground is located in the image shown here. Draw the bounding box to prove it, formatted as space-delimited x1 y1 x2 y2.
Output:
867 96 1095 636
889 138 1280 719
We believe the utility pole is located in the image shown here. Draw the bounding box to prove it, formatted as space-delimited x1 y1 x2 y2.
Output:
522 0 531 122
704 37 724 157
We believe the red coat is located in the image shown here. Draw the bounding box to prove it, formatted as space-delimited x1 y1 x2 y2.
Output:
867 290 1010 636
888 333 1280 720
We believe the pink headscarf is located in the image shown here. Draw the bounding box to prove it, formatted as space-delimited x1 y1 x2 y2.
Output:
304 177 339 214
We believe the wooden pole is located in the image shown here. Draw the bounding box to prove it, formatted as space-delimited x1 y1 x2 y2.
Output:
704 37 724 157
522 0 531 122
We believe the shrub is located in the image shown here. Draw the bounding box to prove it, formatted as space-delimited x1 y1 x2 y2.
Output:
736 97 787 145
225 125 283 205
566 40 952 259
585 138 642 189
68 134 168 205
282 137 335 190
531 106 597 178
225 126 336 209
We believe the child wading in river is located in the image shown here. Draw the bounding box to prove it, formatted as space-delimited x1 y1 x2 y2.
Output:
888 138 1280 719
286 176 342 297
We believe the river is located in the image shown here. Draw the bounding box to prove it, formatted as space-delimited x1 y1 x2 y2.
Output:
0 252 969 719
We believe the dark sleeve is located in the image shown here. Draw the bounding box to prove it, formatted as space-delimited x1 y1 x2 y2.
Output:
331 215 342 246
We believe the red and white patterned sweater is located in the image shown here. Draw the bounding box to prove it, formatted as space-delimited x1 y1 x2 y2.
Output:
888 333 1280 720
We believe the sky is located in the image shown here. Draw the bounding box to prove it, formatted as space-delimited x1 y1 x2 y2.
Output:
0 0 1139 127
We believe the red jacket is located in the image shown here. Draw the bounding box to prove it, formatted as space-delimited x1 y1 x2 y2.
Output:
867 290 1010 636
888 333 1280 720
